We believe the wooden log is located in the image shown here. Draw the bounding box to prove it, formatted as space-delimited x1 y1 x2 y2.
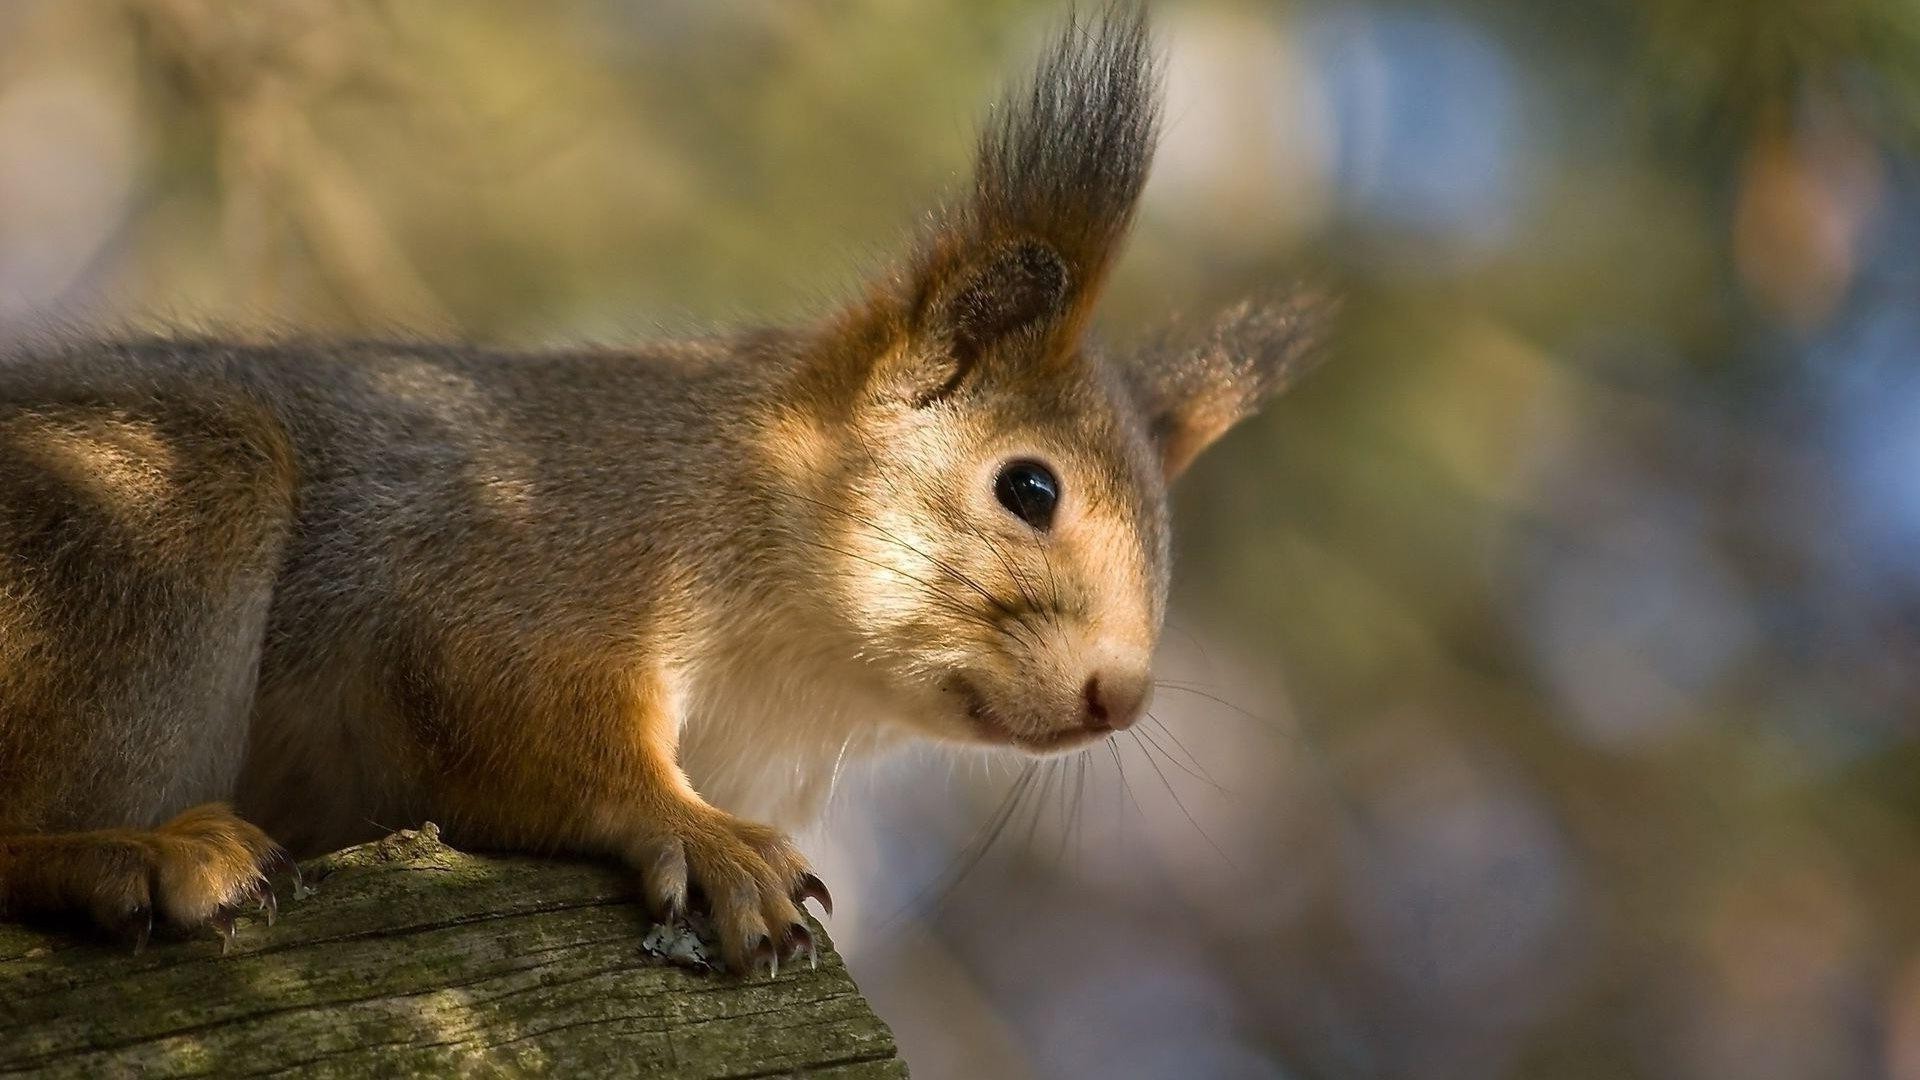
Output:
0 824 907 1078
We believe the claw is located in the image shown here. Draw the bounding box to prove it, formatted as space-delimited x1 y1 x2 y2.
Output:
208 908 237 955
267 850 313 901
255 878 279 927
795 873 833 918
748 933 776 979
783 923 816 971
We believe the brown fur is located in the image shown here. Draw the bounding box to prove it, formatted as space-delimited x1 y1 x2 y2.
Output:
0 8 1331 973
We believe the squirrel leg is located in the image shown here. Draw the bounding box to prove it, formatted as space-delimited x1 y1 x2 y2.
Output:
0 394 298 948
451 759 829 975
0 805 291 952
417 664 833 976
625 793 831 975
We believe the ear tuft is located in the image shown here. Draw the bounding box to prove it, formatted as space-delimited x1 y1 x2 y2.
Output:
969 5 1159 297
861 4 1159 394
1130 289 1340 481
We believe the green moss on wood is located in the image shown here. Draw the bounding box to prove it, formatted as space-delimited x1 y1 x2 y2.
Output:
0 825 907 1078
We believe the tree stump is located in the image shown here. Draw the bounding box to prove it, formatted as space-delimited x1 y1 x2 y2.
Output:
0 825 907 1078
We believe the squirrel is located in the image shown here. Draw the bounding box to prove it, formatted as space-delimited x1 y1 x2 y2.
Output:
0 7 1330 975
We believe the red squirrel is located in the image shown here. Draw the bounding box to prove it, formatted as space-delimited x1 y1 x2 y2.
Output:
0 7 1331 975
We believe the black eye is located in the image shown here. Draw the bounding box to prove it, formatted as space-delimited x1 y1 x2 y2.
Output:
994 460 1060 530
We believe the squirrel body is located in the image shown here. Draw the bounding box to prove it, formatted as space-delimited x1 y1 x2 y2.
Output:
0 10 1329 972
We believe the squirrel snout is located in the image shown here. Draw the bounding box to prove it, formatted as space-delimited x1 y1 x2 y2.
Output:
1082 668 1151 731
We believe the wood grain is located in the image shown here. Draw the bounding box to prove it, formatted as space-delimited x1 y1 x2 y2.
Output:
0 825 906 1078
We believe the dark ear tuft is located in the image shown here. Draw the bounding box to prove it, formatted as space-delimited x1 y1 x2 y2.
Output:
867 4 1159 396
969 4 1158 297
1129 290 1340 481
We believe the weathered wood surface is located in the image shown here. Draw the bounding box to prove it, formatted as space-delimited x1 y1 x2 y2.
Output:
0 825 907 1078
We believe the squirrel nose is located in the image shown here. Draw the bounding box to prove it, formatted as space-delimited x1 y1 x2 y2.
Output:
1083 669 1151 731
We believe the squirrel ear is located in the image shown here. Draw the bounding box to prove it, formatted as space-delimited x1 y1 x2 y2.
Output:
1130 292 1339 482
868 241 1070 407
856 7 1159 403
932 241 1070 368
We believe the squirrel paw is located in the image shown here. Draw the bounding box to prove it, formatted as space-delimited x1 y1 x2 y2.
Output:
0 803 292 953
630 808 830 977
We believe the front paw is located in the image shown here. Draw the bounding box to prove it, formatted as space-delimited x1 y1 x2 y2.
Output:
628 807 830 976
0 803 295 954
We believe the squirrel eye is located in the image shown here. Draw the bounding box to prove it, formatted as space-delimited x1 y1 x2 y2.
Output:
994 460 1060 530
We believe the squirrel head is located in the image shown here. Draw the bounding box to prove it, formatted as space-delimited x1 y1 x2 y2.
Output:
768 7 1334 755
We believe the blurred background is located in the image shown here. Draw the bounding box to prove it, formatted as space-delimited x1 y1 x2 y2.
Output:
2 0 1916 1076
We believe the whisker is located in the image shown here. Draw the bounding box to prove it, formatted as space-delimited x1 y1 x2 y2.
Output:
1163 617 1217 683
1127 730 1239 872
855 428 1055 615
1021 759 1059 859
788 534 1003 633
1039 531 1061 611
788 490 1016 617
890 761 1040 925
979 525 1040 612
1152 682 1370 840
1137 716 1230 795
1107 737 1142 825
1055 750 1088 867
1070 751 1089 868
1152 681 1297 740
1143 710 1215 778
1000 615 1053 658
1051 753 1070 862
